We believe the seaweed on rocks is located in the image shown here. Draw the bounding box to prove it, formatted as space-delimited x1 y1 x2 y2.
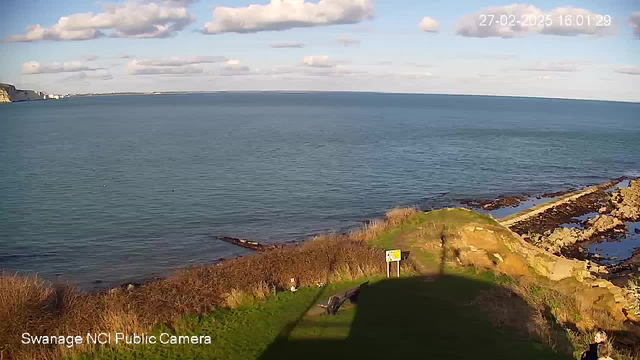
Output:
510 190 612 236
460 194 529 210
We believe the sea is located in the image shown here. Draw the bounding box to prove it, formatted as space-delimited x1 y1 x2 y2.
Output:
1 92 639 290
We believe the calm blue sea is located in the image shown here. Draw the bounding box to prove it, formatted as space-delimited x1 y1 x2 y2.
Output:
1 93 639 289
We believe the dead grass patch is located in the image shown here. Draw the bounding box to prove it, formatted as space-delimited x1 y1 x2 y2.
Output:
473 277 639 358
348 207 418 242
1 208 423 360
384 207 418 227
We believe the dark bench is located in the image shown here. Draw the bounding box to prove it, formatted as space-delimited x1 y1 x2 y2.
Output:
317 281 369 315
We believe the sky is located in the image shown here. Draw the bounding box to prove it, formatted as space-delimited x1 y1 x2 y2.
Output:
0 0 639 102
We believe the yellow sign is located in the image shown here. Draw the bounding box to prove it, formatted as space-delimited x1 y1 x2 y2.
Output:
385 250 401 263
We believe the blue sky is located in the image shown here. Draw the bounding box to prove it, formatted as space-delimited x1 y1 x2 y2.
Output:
0 0 638 101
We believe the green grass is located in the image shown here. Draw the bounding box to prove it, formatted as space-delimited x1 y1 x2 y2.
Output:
76 273 570 360
261 275 570 360
74 209 574 360
369 208 496 250
368 208 497 272
71 280 380 360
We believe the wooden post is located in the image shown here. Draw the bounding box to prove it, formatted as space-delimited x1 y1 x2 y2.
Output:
386 262 390 278
396 260 400 277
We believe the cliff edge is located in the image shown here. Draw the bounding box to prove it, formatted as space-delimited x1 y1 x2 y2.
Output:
0 82 45 103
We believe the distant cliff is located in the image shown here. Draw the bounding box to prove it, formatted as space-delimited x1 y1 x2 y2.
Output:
0 83 46 103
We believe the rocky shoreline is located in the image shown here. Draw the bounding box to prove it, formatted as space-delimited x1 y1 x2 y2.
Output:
466 177 640 316
119 178 639 300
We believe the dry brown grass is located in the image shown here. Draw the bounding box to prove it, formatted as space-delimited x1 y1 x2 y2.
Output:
1 208 421 360
348 207 417 242
384 207 418 227
473 277 640 358
474 282 581 355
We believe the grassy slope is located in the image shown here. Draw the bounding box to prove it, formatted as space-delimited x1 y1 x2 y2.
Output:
262 209 568 359
77 209 571 360
73 282 367 360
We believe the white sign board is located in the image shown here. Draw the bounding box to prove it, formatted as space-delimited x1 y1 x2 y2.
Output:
385 250 402 278
386 250 401 263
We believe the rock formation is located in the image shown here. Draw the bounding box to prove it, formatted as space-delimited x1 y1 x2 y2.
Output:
0 87 10 103
611 179 640 220
0 82 46 103
442 215 638 321
525 214 624 254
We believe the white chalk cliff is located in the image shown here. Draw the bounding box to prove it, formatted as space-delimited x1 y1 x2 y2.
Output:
0 83 46 103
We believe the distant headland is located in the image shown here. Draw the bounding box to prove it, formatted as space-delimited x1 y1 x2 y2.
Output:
0 82 67 103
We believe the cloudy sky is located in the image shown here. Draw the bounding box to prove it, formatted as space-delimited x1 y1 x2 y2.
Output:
0 0 638 102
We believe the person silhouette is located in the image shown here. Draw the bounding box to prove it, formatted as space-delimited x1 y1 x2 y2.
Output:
581 331 608 360
596 342 614 360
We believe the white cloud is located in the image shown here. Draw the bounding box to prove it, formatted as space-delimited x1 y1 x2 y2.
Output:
128 62 203 75
83 55 99 62
303 55 342 68
542 7 613 36
115 53 132 59
146 0 197 6
6 24 103 42
127 56 253 76
64 70 113 81
5 2 194 42
202 0 374 34
455 4 611 38
210 63 362 78
22 61 100 74
295 66 361 77
393 71 433 79
419 17 439 33
128 56 228 75
220 60 251 75
438 55 517 60
271 42 305 48
520 62 580 72
406 62 432 68
615 65 640 75
336 36 360 46
134 56 226 66
631 12 640 39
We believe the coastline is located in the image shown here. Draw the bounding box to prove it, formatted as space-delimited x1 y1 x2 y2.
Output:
4 202 640 360
10 176 635 293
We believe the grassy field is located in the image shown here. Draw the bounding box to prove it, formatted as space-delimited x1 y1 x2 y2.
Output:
70 208 586 360
70 283 346 360
6 208 635 359
73 272 570 360
261 273 570 360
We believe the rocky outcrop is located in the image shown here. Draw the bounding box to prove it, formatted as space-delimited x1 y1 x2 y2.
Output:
213 236 296 251
0 87 10 103
445 217 637 321
611 179 640 220
461 194 529 210
453 224 593 282
0 82 45 103
625 276 640 317
500 179 625 233
524 214 624 254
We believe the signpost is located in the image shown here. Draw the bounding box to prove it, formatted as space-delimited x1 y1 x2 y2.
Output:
385 250 402 278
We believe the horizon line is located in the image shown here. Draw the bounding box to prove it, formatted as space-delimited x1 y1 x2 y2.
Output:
67 89 640 105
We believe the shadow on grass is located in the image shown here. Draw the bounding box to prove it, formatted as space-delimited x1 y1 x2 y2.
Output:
259 274 573 360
